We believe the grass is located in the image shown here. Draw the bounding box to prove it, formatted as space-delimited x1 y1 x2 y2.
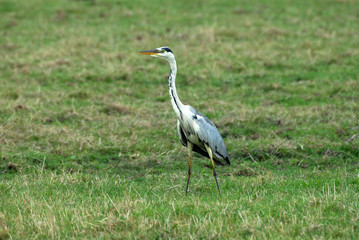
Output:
1 0 359 238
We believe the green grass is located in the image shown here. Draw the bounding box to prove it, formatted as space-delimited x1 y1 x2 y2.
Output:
1 0 359 238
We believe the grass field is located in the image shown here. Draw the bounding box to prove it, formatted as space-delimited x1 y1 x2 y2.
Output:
1 0 359 238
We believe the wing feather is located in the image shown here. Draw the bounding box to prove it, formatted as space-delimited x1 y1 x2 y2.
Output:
188 106 230 165
177 120 211 159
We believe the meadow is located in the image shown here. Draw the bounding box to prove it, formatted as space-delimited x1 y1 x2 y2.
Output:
1 0 359 238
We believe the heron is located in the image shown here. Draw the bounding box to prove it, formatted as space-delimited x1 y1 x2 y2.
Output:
139 47 230 195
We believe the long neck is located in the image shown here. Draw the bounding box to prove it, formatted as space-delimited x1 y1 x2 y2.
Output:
168 58 184 120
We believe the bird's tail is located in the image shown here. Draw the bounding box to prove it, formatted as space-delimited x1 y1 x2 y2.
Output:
214 156 230 166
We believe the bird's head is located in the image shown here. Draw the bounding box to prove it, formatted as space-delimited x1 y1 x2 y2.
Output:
138 47 174 62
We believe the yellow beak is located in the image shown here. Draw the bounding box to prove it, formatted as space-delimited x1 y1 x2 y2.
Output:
138 49 160 55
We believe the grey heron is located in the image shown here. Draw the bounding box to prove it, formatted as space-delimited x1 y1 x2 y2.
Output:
139 47 230 195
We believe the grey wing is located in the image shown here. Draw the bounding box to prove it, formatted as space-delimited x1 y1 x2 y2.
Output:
177 120 212 159
190 107 230 165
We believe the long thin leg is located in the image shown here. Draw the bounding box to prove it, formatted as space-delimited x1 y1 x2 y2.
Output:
204 144 221 196
185 142 193 194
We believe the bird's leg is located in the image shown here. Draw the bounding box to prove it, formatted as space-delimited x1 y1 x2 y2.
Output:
185 142 193 195
204 144 222 196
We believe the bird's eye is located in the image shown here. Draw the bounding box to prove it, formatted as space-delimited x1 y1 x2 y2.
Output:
161 49 165 53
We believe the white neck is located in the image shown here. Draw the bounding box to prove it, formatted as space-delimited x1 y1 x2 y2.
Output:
167 57 185 120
